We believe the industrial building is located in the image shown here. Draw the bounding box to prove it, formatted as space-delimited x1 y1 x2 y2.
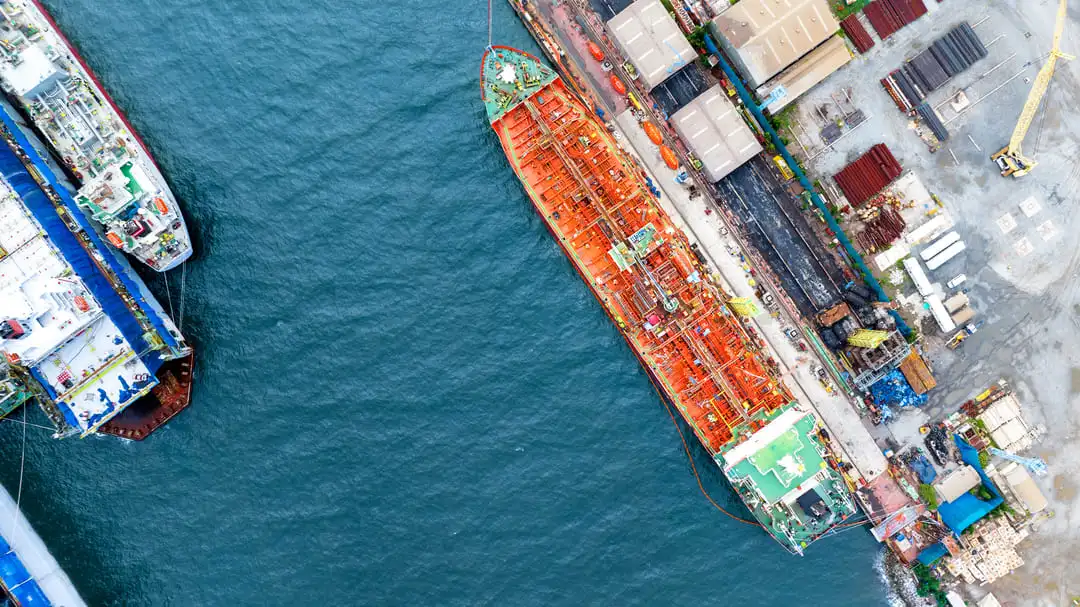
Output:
755 36 852 113
711 0 839 88
607 0 698 90
670 84 762 181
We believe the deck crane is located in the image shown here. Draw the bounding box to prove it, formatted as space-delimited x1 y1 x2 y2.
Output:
991 0 1074 177
987 447 1048 476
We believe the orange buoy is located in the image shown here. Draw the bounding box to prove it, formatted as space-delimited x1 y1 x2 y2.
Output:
587 41 604 61
74 295 89 312
643 121 663 145
610 74 627 95
153 197 168 214
106 232 124 248
660 145 679 170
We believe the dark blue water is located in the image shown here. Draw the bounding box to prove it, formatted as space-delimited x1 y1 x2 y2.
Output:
0 0 894 604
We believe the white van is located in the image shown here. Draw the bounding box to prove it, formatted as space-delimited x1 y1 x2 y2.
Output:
947 274 967 289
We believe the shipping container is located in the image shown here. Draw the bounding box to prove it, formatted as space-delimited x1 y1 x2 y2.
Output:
926 241 967 270
926 294 957 333
950 306 976 326
920 230 961 261
943 292 969 313
903 257 934 296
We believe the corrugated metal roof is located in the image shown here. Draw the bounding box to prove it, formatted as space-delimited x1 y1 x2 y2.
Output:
671 84 762 182
757 36 852 113
607 0 698 90
712 0 838 86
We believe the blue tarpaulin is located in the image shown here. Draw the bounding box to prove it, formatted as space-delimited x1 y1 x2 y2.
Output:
916 542 948 565
869 370 927 421
937 435 1003 535
910 452 937 484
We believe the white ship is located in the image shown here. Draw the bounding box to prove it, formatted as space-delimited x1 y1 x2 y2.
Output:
0 0 191 271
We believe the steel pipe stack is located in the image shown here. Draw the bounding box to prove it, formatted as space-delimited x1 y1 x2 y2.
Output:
863 0 928 40
840 15 875 54
883 22 988 108
855 206 907 252
832 144 903 207
916 102 949 141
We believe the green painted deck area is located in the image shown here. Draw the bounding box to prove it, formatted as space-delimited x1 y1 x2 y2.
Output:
481 46 558 124
729 413 825 504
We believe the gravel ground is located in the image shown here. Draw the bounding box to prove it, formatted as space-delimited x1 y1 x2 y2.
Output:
792 0 1080 602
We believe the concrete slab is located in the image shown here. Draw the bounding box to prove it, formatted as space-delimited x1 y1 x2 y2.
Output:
1018 195 1042 218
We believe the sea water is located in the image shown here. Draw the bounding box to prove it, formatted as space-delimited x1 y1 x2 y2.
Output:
0 0 894 603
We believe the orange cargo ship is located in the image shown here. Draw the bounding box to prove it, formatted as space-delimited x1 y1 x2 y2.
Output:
482 46 856 553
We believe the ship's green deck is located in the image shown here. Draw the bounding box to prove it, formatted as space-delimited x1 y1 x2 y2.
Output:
481 46 558 124
721 409 857 553
729 413 826 504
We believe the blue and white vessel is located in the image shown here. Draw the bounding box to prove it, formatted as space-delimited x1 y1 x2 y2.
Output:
0 0 191 271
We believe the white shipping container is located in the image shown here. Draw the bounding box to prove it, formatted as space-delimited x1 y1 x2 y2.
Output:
903 257 934 296
926 241 968 271
920 231 961 261
926 294 957 333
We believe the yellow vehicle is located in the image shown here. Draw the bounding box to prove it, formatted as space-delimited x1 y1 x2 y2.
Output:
773 155 794 180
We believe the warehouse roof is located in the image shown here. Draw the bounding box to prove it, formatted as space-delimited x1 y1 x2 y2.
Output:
978 395 1034 452
607 0 698 90
713 0 839 87
756 36 851 113
671 84 762 182
934 465 981 504
1001 463 1047 514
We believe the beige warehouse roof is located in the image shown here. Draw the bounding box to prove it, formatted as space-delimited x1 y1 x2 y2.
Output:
1001 463 1048 514
934 465 981 504
756 36 851 113
607 0 698 90
978 394 1022 431
713 0 838 87
671 85 762 182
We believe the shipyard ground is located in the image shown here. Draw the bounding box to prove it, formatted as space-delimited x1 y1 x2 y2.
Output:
795 0 1080 602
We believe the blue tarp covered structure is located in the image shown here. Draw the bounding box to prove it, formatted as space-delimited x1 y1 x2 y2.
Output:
937 435 1003 535
916 542 948 565
0 535 50 606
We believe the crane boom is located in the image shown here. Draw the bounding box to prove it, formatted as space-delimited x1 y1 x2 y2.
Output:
992 0 1073 177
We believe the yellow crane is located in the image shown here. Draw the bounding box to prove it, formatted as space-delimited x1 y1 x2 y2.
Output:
991 0 1074 177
